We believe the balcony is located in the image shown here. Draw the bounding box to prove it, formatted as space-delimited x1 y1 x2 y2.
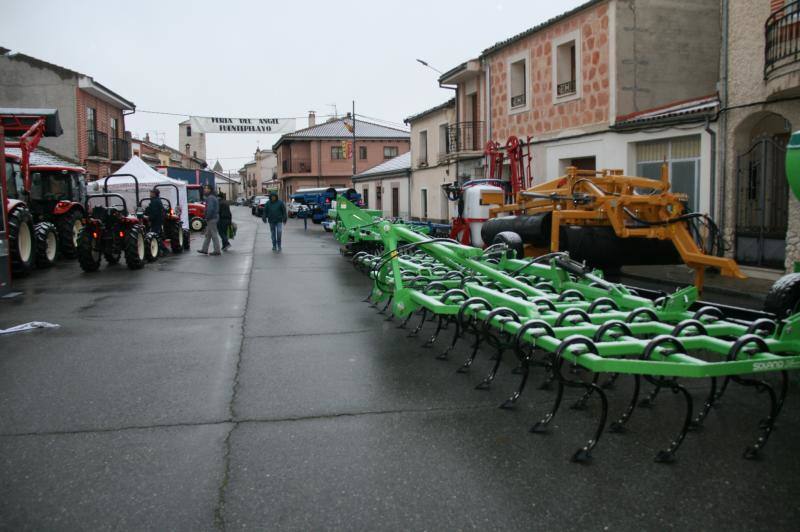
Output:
111 138 130 162
557 79 576 97
765 0 800 79
87 129 108 159
281 158 311 174
446 121 485 156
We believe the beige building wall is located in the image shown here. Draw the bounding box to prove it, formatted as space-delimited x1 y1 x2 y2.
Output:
409 103 456 222
721 0 800 271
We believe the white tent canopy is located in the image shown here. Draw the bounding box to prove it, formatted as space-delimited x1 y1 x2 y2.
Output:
87 156 189 229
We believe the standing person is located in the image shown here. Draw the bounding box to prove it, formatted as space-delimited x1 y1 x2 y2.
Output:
261 191 287 251
144 188 167 254
198 185 221 256
218 192 232 251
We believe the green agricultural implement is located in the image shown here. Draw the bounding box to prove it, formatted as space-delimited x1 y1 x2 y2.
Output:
331 196 800 464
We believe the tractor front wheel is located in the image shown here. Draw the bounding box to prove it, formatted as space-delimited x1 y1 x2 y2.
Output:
190 217 206 232
765 273 800 318
56 210 83 259
166 220 183 253
35 222 59 267
124 225 147 270
77 226 102 272
8 207 36 276
144 232 160 262
182 228 191 250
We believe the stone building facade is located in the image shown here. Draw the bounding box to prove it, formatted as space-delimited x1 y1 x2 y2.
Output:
719 0 800 272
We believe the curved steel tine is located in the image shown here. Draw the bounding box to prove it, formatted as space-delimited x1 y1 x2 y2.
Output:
422 316 446 347
500 350 531 409
570 373 600 410
530 380 564 433
732 376 780 460
571 382 609 464
638 383 662 408
654 381 694 463
689 377 718 431
608 375 641 433
456 332 482 373
601 373 620 390
378 297 392 314
407 309 427 336
397 309 416 329
476 347 504 390
437 320 461 360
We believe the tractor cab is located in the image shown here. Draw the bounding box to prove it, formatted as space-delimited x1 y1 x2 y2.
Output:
28 168 86 216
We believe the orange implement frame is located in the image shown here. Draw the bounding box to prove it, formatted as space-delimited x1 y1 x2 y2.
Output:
486 165 745 291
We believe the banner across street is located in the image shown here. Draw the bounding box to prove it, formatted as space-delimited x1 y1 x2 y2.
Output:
190 116 296 135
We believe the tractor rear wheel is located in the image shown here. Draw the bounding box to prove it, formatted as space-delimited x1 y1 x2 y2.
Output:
183 228 191 250
56 210 83 259
125 225 146 270
76 226 102 272
35 222 59 267
144 232 160 262
8 207 36 276
166 220 183 253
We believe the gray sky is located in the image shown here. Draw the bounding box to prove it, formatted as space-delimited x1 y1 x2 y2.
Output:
5 0 585 171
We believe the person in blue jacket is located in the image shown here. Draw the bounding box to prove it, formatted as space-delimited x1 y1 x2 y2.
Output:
198 185 221 255
261 191 287 251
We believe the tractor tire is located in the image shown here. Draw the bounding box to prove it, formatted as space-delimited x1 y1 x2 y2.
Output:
166 220 183 254
144 232 160 262
8 207 36 276
124 225 147 270
182 228 191 250
76 226 102 272
764 273 800 318
190 217 206 232
56 210 83 259
34 222 59 267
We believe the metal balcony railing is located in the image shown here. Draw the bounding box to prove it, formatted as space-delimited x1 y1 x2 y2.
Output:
511 93 526 108
765 0 800 78
281 158 311 173
446 122 485 154
111 138 130 161
557 79 577 97
87 129 108 158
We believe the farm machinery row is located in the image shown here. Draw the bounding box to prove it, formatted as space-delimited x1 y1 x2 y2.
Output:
331 195 800 463
1 109 188 278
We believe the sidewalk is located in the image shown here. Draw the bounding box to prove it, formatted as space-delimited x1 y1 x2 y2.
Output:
620 263 779 305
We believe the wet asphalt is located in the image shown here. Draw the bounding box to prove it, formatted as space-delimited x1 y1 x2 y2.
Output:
1 206 799 531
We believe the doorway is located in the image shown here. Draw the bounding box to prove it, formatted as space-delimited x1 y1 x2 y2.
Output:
391 187 399 218
735 135 789 268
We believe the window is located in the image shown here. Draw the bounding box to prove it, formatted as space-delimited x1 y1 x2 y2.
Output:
421 188 428 219
553 30 581 103
359 146 367 159
635 135 701 212
186 125 192 137
86 107 96 131
439 123 448 157
110 117 118 139
376 185 382 209
510 58 527 109
418 130 428 165
185 143 190 155
384 146 398 159
331 145 345 159
362 186 369 207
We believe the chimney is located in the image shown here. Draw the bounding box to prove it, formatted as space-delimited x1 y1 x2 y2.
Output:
145 133 150 142
308 110 316 127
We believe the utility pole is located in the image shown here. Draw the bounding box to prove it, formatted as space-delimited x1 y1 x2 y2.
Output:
352 100 357 176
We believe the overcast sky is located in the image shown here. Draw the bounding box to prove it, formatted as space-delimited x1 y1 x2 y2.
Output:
5 0 585 171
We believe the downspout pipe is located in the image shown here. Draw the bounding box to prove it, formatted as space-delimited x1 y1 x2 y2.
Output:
705 117 717 229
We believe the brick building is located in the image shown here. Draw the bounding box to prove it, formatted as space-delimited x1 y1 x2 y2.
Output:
273 113 410 201
438 0 722 213
0 47 135 180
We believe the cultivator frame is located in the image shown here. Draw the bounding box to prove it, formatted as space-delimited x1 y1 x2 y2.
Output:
333 196 800 463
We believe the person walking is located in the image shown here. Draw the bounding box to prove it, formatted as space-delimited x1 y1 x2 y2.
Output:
143 188 167 254
261 191 287 251
218 192 232 251
198 185 222 256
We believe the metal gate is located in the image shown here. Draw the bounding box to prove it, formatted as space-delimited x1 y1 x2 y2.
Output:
735 136 789 268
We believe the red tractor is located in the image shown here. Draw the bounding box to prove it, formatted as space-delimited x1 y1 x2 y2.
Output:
0 109 66 275
186 184 206 231
77 174 148 272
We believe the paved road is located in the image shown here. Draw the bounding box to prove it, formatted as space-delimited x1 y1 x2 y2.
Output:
1 207 799 531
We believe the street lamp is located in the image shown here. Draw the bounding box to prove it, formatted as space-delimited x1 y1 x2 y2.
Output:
416 58 443 75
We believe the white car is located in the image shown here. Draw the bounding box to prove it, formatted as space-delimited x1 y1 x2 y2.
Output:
288 201 303 218
321 220 335 232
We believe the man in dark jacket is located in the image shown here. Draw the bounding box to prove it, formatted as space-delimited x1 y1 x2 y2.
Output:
144 188 168 254
198 185 221 255
218 192 232 250
261 191 287 251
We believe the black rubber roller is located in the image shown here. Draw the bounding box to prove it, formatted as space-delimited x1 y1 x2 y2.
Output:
492 231 524 259
482 214 552 248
